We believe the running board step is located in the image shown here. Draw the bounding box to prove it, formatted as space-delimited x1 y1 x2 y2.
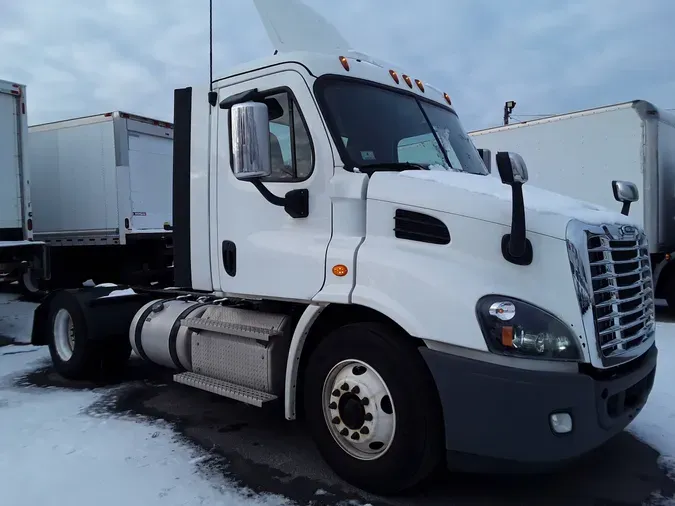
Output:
173 372 277 407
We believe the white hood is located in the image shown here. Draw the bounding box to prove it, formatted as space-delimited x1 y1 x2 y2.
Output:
367 170 641 239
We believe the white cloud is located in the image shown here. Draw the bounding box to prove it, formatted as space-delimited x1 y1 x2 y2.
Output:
1 0 673 130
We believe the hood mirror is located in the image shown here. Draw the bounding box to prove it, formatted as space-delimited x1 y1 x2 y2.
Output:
611 180 639 216
496 151 532 266
496 152 528 185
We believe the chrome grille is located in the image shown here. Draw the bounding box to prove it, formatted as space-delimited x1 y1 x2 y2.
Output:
586 232 655 359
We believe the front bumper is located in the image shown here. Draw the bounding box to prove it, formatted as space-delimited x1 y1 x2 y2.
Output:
420 344 657 469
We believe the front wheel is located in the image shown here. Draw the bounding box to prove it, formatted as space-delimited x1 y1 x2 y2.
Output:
303 322 444 495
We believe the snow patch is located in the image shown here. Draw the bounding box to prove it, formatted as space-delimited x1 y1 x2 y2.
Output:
100 288 137 298
401 169 640 227
627 324 675 480
0 293 38 345
0 347 292 506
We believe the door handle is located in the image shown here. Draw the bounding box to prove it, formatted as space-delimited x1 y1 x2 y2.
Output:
222 240 236 277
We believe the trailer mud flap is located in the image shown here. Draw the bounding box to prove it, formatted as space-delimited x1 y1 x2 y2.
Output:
30 286 154 346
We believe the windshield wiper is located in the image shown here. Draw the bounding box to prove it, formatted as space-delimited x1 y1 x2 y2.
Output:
355 162 427 176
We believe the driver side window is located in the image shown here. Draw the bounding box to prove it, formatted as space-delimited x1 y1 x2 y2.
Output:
262 91 314 182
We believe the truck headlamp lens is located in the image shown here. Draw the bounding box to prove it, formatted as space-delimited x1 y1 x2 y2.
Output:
476 295 582 361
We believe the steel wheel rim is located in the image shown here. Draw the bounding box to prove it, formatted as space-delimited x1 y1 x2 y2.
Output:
321 359 396 461
53 309 75 362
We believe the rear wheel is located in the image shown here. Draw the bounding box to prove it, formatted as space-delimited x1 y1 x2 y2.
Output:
47 292 102 380
303 322 444 495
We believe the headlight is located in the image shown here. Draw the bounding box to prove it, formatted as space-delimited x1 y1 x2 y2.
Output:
475 295 582 361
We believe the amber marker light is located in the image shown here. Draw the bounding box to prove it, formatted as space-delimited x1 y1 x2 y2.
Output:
339 56 350 71
332 264 348 277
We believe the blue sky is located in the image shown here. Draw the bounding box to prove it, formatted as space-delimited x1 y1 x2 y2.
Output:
1 0 673 131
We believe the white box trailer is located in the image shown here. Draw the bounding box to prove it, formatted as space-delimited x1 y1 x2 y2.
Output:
0 78 48 295
27 111 174 292
469 100 675 309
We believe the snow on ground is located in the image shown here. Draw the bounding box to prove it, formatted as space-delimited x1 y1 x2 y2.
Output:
0 291 37 344
1 290 675 504
627 319 675 481
0 344 295 506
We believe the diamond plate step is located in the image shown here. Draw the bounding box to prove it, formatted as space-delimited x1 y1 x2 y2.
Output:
181 317 281 341
173 372 277 407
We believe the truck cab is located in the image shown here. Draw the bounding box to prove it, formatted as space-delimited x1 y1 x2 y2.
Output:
30 0 658 496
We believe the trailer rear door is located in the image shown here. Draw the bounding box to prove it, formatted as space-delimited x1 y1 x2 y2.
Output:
0 88 22 230
126 123 173 231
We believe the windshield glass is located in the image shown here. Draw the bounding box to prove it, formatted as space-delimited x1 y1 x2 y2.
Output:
317 78 488 175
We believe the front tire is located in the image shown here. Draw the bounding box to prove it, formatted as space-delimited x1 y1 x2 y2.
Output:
303 322 444 495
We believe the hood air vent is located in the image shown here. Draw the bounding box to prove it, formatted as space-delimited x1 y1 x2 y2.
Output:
394 209 450 245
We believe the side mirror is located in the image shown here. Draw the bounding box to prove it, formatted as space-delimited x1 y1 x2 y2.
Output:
477 148 491 173
612 180 639 216
231 101 272 181
495 151 528 185
495 151 532 266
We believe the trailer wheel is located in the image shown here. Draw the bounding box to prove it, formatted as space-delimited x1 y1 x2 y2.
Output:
47 292 101 380
18 268 46 301
303 322 443 495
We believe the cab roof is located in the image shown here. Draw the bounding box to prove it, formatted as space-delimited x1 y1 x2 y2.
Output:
213 0 454 110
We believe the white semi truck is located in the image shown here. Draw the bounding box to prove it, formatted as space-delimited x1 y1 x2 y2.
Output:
0 78 49 295
469 101 675 311
29 0 658 495
25 111 174 294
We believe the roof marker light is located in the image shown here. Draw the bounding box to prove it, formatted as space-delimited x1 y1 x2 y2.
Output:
339 56 350 71
415 79 425 92
402 74 413 88
444 93 452 106
389 70 400 84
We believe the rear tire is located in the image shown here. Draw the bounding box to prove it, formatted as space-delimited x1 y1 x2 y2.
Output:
303 322 444 495
46 292 102 380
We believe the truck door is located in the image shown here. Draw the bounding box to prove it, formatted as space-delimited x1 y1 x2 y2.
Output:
215 69 333 300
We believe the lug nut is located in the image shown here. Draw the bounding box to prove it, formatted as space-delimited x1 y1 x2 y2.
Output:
364 413 373 422
341 383 349 391
360 426 369 435
361 397 369 406
329 402 337 409
351 432 360 440
332 389 340 397
332 417 340 424
340 428 349 436
351 386 360 394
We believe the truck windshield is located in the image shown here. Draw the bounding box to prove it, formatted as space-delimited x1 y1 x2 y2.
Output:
316 78 488 175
